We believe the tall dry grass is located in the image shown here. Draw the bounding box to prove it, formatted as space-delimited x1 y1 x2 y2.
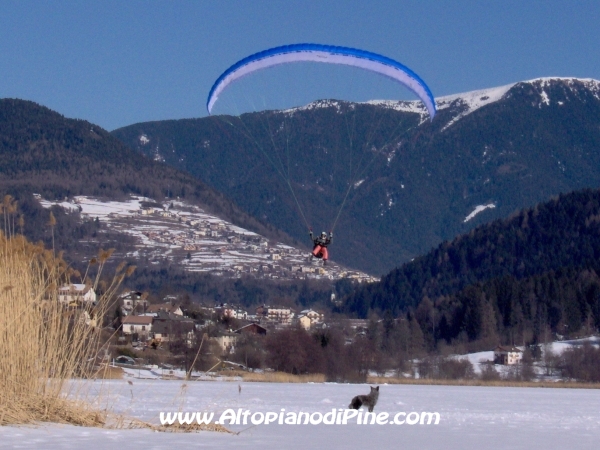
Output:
366 375 600 389
0 228 128 426
0 198 225 433
230 371 326 383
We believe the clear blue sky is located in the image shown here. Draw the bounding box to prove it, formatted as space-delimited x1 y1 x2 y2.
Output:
1 0 599 130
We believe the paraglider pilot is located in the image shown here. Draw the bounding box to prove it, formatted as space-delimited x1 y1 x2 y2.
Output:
309 229 333 264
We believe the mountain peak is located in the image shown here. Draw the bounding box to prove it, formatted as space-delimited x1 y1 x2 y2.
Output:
435 77 600 130
518 77 600 103
525 76 600 86
273 77 600 128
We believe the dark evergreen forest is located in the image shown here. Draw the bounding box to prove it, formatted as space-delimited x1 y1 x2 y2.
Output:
342 189 600 353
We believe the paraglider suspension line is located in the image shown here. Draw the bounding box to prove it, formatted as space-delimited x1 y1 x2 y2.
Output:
219 115 312 232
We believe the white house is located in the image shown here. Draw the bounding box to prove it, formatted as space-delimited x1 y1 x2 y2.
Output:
493 345 523 365
235 309 248 320
256 305 295 325
58 284 97 305
122 316 153 338
119 291 148 316
300 309 324 324
298 315 312 330
214 333 238 353
296 309 324 329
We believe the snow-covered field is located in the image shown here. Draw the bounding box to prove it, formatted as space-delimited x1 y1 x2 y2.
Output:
2 380 599 449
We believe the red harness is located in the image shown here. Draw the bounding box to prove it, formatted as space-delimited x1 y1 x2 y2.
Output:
312 245 329 260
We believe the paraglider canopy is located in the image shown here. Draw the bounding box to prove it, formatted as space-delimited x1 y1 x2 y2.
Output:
207 43 436 120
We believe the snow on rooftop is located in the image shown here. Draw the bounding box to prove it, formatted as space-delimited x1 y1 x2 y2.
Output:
59 283 87 291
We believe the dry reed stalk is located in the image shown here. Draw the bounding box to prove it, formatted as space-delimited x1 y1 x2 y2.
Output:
92 365 124 380
0 212 227 435
0 233 128 426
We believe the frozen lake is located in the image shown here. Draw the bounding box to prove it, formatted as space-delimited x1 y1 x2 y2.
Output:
2 380 599 449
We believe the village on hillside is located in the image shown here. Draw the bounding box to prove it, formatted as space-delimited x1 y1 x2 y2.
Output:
38 195 378 283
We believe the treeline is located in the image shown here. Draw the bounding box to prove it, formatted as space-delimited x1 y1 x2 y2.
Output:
341 188 600 351
230 327 600 383
231 327 373 382
223 310 428 381
129 307 600 383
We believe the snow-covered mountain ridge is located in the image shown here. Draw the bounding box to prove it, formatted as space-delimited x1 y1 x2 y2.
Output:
284 77 600 129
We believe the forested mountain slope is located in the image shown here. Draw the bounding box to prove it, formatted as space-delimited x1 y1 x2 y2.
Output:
0 98 294 247
343 188 600 349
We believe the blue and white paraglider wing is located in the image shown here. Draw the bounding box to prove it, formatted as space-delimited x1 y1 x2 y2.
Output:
206 43 436 120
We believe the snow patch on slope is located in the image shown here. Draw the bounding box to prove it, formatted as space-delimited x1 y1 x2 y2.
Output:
464 203 496 223
39 196 153 217
533 76 600 94
438 83 516 131
363 83 516 128
365 99 427 115
283 99 348 115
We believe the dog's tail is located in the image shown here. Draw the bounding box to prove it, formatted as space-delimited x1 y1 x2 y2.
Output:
349 396 362 410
